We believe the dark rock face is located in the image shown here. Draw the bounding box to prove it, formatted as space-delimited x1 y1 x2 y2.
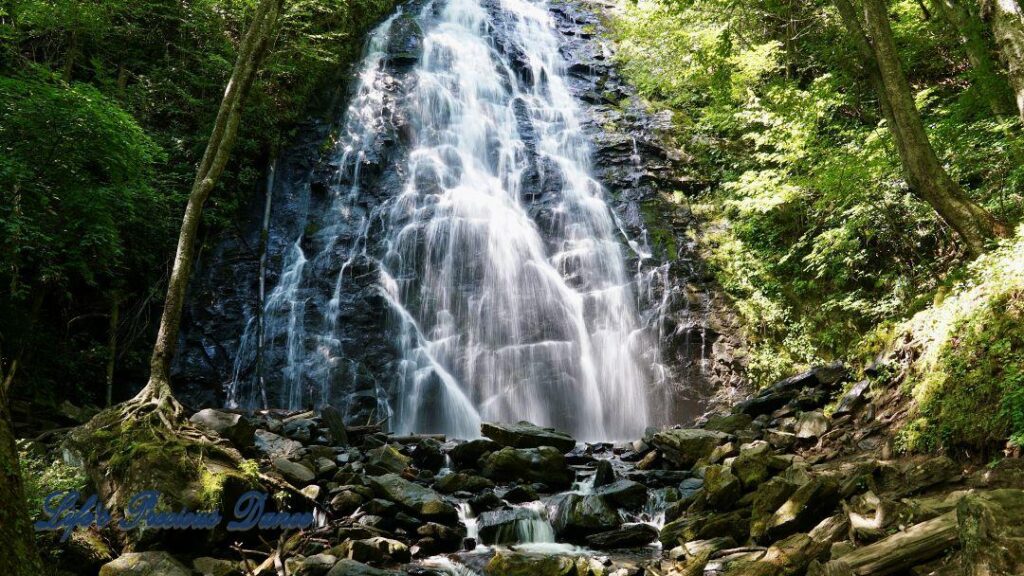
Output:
173 0 748 427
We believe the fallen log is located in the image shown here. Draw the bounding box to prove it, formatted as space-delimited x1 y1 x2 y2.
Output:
809 510 958 576
388 433 446 443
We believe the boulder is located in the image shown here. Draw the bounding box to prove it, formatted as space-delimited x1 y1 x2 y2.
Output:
732 441 784 489
503 484 540 504
593 459 615 487
272 457 316 486
329 489 365 515
411 438 445 472
333 537 410 564
834 380 871 416
764 477 840 541
448 438 501 468
366 473 457 523
735 363 849 417
585 523 658 548
416 522 466 552
650 429 731 468
766 429 797 450
594 479 647 510
703 464 742 510
325 559 396 576
295 554 336 576
551 493 622 539
189 409 255 447
661 509 751 547
99 552 191 576
480 446 574 489
192 558 240 576
434 472 494 494
705 413 753 434
481 421 577 453
484 552 577 576
470 489 505 513
254 429 303 458
795 411 828 439
282 418 316 442
750 477 800 541
365 444 411 475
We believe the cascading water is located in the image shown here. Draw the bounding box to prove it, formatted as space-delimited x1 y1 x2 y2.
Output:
229 0 659 440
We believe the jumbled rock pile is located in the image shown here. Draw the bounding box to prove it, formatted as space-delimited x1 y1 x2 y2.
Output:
90 363 1024 576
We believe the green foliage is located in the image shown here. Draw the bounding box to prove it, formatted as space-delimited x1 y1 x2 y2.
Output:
17 442 87 520
890 232 1024 453
0 68 166 296
0 0 396 407
613 0 1024 387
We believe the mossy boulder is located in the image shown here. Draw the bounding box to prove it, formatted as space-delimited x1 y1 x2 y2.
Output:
448 438 501 468
66 408 256 525
764 477 839 541
732 441 786 489
551 493 622 540
705 413 753 434
434 472 495 494
594 479 647 509
99 552 191 576
189 409 255 447
750 477 800 541
485 552 601 576
480 446 573 488
365 444 411 475
651 429 731 468
704 464 742 510
366 473 457 523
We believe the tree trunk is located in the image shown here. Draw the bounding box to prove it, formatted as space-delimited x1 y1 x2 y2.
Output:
859 0 1008 256
983 0 1024 120
105 293 120 407
139 0 285 403
0 393 42 574
930 0 1017 117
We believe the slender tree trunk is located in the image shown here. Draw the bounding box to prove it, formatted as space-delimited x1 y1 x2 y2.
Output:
106 293 120 407
930 0 1016 116
0 392 41 575
983 0 1024 120
844 0 1008 255
139 0 285 402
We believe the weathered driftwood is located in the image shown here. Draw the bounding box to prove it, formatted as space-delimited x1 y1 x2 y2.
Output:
810 510 958 576
719 513 849 576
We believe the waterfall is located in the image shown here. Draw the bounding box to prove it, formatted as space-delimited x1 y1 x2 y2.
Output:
229 0 657 441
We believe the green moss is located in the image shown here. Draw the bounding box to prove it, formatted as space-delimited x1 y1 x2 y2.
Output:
18 443 88 519
903 290 1024 452
640 198 680 261
198 470 226 510
887 236 1024 453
